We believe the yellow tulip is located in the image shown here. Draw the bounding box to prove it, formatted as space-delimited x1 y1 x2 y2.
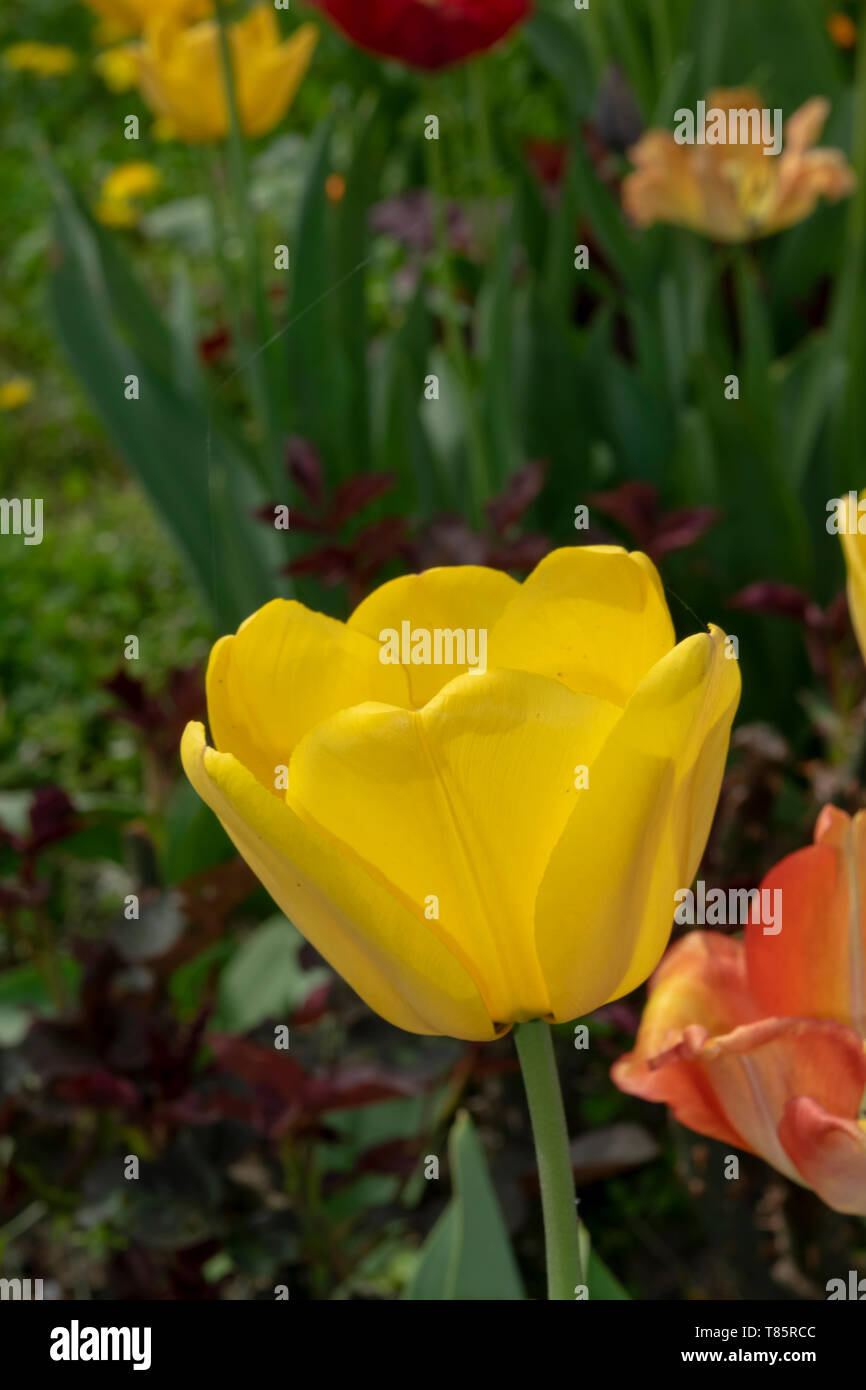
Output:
838 490 866 661
134 8 318 144
623 88 856 241
182 548 740 1040
83 0 213 34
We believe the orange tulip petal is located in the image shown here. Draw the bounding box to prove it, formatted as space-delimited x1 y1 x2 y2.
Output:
745 805 866 1033
612 932 757 1149
779 1098 866 1216
613 930 866 1183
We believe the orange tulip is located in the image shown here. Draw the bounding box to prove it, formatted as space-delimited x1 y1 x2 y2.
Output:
613 805 866 1214
622 88 856 241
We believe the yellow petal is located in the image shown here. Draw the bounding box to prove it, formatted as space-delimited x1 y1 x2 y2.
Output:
487 546 675 705
348 565 519 707
839 490 866 663
286 669 621 1026
237 19 318 139
535 627 740 1020
181 722 494 1039
207 598 410 794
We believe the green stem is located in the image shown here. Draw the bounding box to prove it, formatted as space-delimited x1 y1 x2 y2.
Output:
514 1020 582 1301
213 0 281 485
424 116 491 522
468 62 496 197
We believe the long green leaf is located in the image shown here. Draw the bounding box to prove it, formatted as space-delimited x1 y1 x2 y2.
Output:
405 1110 525 1300
47 169 281 629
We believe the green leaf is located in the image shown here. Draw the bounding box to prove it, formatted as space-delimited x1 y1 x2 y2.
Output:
0 961 80 1045
215 915 329 1033
284 119 339 469
586 1249 631 1300
523 11 596 122
374 279 440 516
404 1110 525 1301
578 1221 631 1299
46 169 282 629
334 98 380 479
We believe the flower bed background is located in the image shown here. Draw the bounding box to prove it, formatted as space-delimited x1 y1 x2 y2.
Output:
1 0 865 1299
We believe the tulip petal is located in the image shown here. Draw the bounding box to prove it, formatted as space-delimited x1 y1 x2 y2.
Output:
839 491 866 661
613 930 866 1187
314 0 530 71
348 565 519 707
779 1098 866 1216
286 669 621 1026
239 20 318 140
487 546 676 706
745 805 866 1033
536 627 740 1020
181 722 495 1039
206 599 410 794
612 933 755 1148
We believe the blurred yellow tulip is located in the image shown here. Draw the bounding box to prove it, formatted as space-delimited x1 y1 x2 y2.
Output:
623 88 855 241
134 8 318 143
182 548 740 1040
83 0 213 34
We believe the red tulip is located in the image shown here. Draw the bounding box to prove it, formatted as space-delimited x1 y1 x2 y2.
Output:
312 0 531 70
612 806 866 1215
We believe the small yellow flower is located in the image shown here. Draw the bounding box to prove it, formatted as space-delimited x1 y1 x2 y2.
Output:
94 45 140 92
83 0 214 36
94 162 160 228
134 8 319 144
623 88 856 242
94 198 140 228
3 42 77 76
101 160 161 201
828 12 858 50
0 378 35 411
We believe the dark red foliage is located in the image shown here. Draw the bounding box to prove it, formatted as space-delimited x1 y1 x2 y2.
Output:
589 481 721 562
103 665 205 774
728 582 852 683
205 1035 423 1138
0 786 78 857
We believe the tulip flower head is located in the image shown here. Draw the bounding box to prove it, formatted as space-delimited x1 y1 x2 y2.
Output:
623 88 856 241
183 548 740 1040
312 0 531 71
134 8 318 143
613 805 866 1214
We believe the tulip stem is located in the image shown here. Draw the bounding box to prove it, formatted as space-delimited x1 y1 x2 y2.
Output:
514 1019 582 1301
